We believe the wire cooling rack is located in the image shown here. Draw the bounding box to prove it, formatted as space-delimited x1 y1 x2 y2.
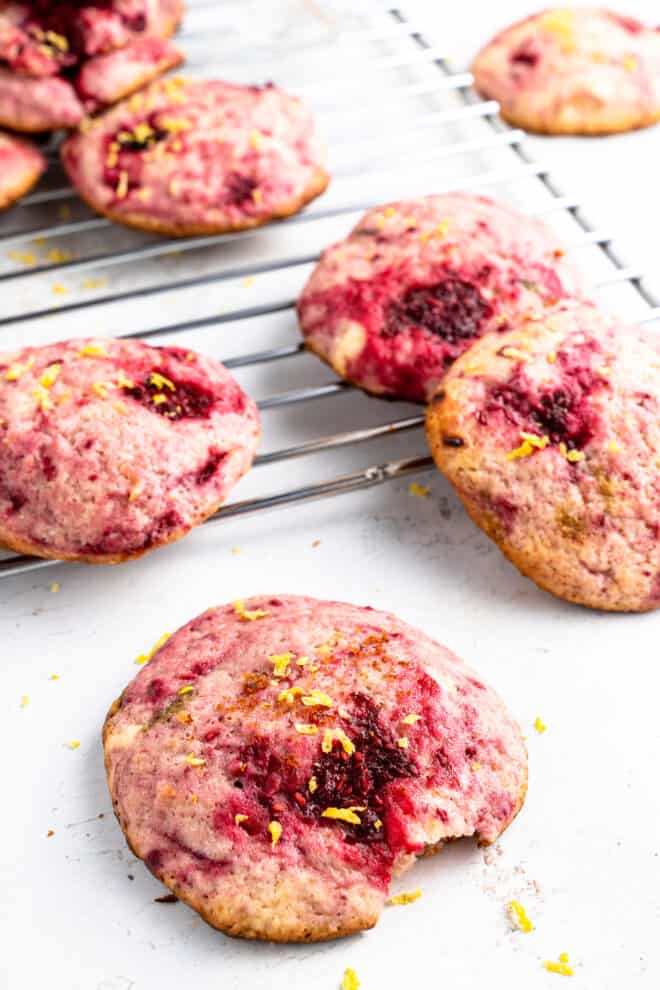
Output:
1 0 659 579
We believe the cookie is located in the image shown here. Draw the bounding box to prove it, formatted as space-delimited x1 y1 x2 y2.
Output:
472 8 660 135
0 129 45 209
0 0 184 131
76 37 184 113
426 300 660 611
104 594 527 942
0 337 259 563
297 194 582 404
60 77 329 236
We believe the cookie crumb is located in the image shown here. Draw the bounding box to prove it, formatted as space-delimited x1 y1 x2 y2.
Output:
47 829 55 837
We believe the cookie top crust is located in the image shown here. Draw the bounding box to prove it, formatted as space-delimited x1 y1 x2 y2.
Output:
472 8 660 135
104 595 527 941
60 77 329 235
0 0 183 130
0 128 45 208
0 337 259 562
426 300 660 610
297 193 582 403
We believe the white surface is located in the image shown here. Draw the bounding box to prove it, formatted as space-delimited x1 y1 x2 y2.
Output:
1 2 659 989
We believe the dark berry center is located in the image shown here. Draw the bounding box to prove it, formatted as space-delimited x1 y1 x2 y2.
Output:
384 278 491 345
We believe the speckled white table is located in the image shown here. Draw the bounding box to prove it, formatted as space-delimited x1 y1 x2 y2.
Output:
2 2 659 989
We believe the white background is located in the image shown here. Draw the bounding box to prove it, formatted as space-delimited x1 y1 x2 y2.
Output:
1 2 659 989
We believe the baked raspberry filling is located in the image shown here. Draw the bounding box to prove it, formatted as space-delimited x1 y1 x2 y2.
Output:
123 374 216 420
481 348 608 449
384 277 492 344
509 40 541 68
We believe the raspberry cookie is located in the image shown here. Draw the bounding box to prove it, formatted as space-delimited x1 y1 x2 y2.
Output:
426 300 660 611
297 194 582 404
0 337 259 563
60 78 329 236
104 595 527 942
0 129 45 209
472 8 660 135
0 1 184 131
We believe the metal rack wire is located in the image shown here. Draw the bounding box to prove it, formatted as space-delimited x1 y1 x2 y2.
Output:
0 1 658 578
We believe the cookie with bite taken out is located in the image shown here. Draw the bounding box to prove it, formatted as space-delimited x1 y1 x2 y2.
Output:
103 594 527 942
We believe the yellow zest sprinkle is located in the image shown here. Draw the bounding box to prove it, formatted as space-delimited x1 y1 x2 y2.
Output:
50 583 60 593
185 753 205 768
566 449 584 463
47 248 73 264
295 722 318 735
296 656 309 666
149 372 175 392
161 116 191 132
33 387 54 411
39 363 61 388
607 438 620 454
49 674 59 681
508 899 534 932
302 689 333 708
397 737 409 749
335 728 355 755
623 55 637 72
252 187 262 205
66 740 80 750
409 482 430 497
231 547 241 555
233 599 270 622
506 432 549 461
308 775 318 793
317 643 332 657
175 711 192 724
534 716 547 733
543 953 574 977
342 968 360 990
136 187 153 202
20 694 29 708
235 813 248 825
116 369 134 389
388 888 422 906
113 401 127 415
322 806 365 825
322 728 334 754
8 250 36 266
135 631 170 665
374 818 382 830
401 713 421 725
116 170 129 199
547 351 557 364
249 129 263 150
52 283 67 295
152 393 167 405
501 347 530 361
178 685 194 696
269 652 294 678
78 344 108 358
268 821 282 846
82 277 108 290
242 276 255 287
5 356 34 381
45 30 68 51
91 381 111 399
383 206 396 219
278 686 304 704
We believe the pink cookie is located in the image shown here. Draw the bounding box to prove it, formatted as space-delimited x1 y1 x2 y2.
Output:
426 300 660 611
0 337 259 563
472 8 660 135
60 77 329 236
104 595 527 941
0 128 45 209
0 0 184 131
297 194 582 404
